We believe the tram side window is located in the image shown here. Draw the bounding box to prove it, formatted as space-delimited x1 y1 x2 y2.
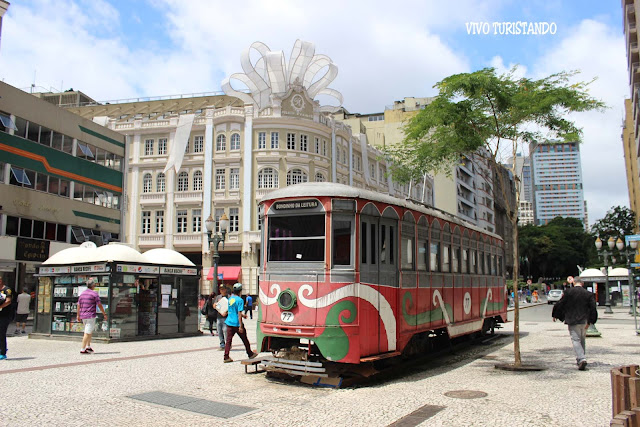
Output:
370 223 376 264
498 255 503 276
361 222 367 264
442 244 450 273
332 215 353 266
471 250 477 274
484 253 490 275
491 254 497 276
452 247 460 273
417 240 428 271
390 226 395 264
381 225 386 264
268 214 325 262
430 242 440 272
478 251 484 274
401 225 414 270
461 249 468 274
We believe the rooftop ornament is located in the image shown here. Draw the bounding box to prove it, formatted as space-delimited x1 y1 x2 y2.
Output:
222 40 343 113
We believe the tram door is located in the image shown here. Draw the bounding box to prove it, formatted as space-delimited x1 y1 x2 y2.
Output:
360 206 380 356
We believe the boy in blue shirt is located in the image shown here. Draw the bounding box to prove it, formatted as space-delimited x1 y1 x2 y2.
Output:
223 283 258 363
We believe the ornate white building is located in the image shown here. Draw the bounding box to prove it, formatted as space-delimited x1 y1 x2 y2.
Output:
67 40 423 296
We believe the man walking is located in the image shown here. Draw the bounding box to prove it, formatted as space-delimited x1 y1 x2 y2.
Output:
223 283 257 363
213 285 229 350
552 278 597 370
0 276 14 360
15 288 31 334
77 278 107 354
246 294 253 319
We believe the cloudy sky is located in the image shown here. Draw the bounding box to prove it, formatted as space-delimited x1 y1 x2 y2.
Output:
0 0 629 225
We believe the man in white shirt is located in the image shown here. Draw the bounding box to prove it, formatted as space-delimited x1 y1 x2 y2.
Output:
15 289 31 334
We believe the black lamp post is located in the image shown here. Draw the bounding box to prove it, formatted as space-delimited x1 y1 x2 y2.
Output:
595 237 616 314
205 213 229 293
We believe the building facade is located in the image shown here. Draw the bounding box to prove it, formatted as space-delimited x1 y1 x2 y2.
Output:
623 98 640 231
623 0 640 231
0 81 125 294
530 140 587 226
66 40 423 296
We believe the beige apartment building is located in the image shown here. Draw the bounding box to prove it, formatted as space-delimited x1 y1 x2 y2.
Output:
623 0 640 229
66 41 423 296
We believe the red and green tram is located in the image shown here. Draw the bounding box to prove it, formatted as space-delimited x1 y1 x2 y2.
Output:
257 182 507 371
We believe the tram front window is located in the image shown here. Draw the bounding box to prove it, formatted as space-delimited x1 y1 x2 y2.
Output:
268 214 325 262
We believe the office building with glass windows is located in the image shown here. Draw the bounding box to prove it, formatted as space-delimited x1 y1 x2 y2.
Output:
530 140 587 226
0 81 125 294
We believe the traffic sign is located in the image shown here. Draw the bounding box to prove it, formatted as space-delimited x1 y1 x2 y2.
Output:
632 263 640 268
626 235 640 244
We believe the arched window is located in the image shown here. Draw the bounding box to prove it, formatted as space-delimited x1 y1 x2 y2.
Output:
193 170 203 191
230 133 241 150
315 172 325 182
142 173 152 193
287 168 308 186
177 171 189 192
257 167 278 189
216 134 226 151
156 173 165 192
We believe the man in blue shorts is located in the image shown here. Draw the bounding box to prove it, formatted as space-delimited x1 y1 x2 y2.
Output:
223 283 257 363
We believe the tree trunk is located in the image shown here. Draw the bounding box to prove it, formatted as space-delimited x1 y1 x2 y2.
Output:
511 218 521 367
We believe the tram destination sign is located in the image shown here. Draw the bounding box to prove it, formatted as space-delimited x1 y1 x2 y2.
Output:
273 199 319 210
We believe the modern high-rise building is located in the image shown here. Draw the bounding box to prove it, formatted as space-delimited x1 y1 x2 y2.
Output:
530 140 587 226
622 0 640 231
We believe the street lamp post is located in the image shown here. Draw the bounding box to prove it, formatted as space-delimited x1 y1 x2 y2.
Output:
618 237 640 334
205 213 229 293
595 237 616 314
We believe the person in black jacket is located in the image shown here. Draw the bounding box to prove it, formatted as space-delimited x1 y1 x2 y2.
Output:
552 278 598 370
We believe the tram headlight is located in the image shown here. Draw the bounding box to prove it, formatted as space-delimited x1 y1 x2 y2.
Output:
278 288 297 311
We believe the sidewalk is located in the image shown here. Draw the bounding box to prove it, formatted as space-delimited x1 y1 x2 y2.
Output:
0 313 637 426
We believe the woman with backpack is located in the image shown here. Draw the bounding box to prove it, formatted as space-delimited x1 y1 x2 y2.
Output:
202 291 218 335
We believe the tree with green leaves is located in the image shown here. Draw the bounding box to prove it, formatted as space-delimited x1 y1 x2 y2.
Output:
385 67 604 368
591 206 636 241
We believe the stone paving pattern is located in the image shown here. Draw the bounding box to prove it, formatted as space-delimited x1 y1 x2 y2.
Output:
0 306 637 426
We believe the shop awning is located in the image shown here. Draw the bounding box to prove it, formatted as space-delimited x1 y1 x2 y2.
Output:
206 266 242 281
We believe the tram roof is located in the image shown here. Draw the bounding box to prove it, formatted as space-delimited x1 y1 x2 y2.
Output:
259 182 502 240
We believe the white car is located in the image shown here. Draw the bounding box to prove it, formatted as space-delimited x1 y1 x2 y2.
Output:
547 289 564 304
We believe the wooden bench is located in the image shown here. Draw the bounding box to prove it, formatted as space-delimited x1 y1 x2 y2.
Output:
240 356 271 374
610 365 640 426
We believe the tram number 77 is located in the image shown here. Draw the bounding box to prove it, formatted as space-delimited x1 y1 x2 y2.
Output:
280 312 294 323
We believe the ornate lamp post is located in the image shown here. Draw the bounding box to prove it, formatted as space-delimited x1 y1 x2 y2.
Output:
205 213 229 293
595 237 616 314
618 238 640 335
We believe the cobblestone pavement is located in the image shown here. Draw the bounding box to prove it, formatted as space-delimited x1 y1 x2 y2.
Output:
0 308 638 426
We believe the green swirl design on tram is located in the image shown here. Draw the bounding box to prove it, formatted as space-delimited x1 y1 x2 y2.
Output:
481 297 505 312
401 292 454 326
314 301 357 361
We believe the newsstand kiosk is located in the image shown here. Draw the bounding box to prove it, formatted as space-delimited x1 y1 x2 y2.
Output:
33 242 201 342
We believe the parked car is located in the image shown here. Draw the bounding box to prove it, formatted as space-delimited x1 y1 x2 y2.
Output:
547 289 564 304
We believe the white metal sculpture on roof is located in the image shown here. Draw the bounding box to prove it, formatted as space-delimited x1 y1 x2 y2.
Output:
222 40 343 113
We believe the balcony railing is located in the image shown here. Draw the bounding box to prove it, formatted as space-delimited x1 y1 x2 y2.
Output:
173 233 202 246
174 191 203 204
138 235 165 246
140 193 166 205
